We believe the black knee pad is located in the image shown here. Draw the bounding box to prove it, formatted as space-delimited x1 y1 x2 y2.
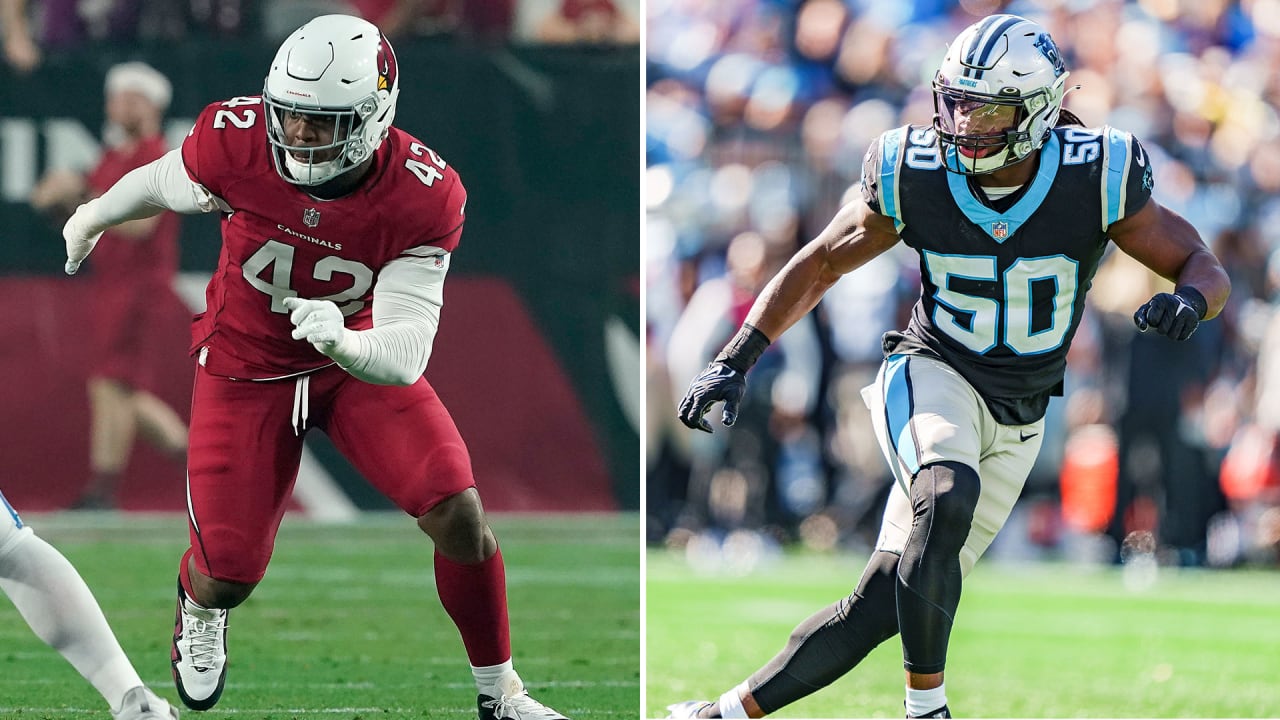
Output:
897 461 980 674
909 461 980 554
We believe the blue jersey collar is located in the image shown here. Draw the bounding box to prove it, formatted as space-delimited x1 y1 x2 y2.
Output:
944 132 1061 243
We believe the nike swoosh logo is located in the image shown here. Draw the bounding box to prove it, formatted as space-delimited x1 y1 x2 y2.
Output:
1020 431 1039 442
1135 147 1146 167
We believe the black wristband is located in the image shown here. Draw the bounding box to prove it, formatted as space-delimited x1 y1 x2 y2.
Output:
715 323 772 374
1174 286 1208 320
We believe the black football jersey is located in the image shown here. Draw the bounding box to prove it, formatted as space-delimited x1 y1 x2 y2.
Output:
860 124 1154 425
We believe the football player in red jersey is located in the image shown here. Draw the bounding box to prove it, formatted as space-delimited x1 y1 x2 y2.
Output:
60 15 568 720
30 61 189 510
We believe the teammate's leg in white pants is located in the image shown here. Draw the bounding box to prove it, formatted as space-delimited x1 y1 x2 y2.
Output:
0 495 144 710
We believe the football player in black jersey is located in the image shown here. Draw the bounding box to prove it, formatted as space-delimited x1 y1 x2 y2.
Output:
671 13 1230 720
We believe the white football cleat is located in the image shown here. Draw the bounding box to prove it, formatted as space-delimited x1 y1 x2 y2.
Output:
111 685 179 720
666 701 714 719
477 671 568 720
170 583 228 710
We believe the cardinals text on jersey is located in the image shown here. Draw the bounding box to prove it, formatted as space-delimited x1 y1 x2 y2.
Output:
181 96 467 379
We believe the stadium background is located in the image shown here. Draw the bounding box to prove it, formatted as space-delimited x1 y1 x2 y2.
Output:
647 0 1280 569
645 0 1280 715
0 2 641 717
0 0 641 516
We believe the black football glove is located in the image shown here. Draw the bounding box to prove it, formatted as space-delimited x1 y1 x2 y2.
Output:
678 361 747 433
1133 287 1208 341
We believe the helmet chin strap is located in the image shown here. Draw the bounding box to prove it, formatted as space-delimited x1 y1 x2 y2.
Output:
283 153 342 186
957 145 1012 174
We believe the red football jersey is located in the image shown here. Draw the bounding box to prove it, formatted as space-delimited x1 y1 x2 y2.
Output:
87 135 181 284
181 96 467 379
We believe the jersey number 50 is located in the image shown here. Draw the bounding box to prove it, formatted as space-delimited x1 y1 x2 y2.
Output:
923 250 1079 356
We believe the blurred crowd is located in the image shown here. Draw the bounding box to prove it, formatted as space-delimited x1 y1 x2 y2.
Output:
647 0 1280 568
0 0 638 72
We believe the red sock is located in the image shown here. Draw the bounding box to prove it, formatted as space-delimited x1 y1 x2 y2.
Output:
434 547 511 667
178 547 198 601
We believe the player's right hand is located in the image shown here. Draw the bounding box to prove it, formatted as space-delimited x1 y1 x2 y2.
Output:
62 199 105 275
678 361 747 433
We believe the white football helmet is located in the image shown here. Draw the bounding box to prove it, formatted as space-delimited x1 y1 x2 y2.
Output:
263 14 400 186
932 14 1069 174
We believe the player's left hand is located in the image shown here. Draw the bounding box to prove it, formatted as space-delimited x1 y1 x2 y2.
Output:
284 297 351 356
1133 289 1205 341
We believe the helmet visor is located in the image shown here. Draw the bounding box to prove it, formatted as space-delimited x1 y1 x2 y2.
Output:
935 93 1022 159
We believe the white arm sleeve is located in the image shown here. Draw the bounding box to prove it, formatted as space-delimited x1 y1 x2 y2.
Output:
83 147 228 233
329 248 448 386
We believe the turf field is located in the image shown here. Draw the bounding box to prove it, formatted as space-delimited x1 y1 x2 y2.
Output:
647 549 1280 718
0 513 639 719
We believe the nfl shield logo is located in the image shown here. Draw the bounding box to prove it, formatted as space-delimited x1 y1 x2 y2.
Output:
992 221 1009 239
303 208 320 228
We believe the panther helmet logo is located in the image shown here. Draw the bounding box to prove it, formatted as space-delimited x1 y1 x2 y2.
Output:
1033 32 1066 77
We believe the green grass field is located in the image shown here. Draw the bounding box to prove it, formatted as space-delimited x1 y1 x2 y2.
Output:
647 549 1280 718
0 513 639 719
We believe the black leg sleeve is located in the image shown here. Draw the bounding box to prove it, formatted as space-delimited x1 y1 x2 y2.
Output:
897 461 981 675
747 550 901 714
